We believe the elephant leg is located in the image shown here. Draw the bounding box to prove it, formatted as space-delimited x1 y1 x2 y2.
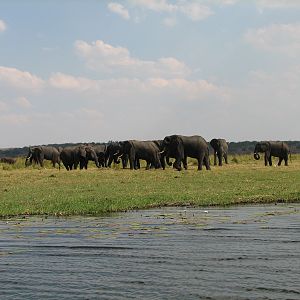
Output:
264 154 268 166
197 153 205 170
129 156 135 170
204 154 211 170
278 157 282 166
107 156 113 168
122 157 127 169
39 158 44 168
160 156 166 170
268 156 272 166
213 152 217 166
284 157 288 166
218 153 222 166
224 153 228 164
183 156 188 170
173 158 182 171
145 161 150 170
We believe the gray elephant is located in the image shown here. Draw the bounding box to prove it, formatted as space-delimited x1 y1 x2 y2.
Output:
162 135 211 171
119 140 161 170
254 141 290 166
210 138 228 166
105 142 128 168
25 146 61 169
93 144 107 167
60 145 100 170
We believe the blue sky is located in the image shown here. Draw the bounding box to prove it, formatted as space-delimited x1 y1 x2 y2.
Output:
0 0 300 147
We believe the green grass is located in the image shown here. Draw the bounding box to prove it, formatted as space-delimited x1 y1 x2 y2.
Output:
0 155 299 217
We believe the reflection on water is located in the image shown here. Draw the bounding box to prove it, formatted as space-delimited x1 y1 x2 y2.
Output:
0 204 299 300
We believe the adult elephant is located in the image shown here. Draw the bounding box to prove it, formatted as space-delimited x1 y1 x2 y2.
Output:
162 135 211 171
210 138 228 166
254 141 290 166
93 144 107 167
25 146 61 169
152 140 175 170
60 145 100 170
119 140 161 170
105 142 128 168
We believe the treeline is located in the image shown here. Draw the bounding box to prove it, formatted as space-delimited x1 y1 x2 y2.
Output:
1 140 300 158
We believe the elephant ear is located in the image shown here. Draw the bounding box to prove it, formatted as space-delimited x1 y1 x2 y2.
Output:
34 147 42 154
163 136 171 145
78 146 87 158
210 138 216 146
174 136 184 158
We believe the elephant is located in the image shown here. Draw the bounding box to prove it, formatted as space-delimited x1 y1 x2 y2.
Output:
210 138 228 166
0 157 17 164
105 142 128 168
162 135 211 171
93 144 107 167
25 146 61 169
152 140 176 170
254 141 290 166
119 140 162 170
60 145 100 170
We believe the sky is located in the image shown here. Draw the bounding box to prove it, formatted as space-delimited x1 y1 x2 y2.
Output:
0 0 300 147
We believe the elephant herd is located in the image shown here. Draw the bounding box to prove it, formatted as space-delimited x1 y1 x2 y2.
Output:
19 135 291 171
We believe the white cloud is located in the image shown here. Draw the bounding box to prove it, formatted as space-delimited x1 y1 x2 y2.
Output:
108 2 130 20
244 23 300 57
0 20 6 32
256 0 300 9
48 71 229 103
49 72 97 91
0 113 29 125
75 39 190 78
0 100 9 112
163 17 177 27
129 0 213 22
129 0 176 13
0 66 44 90
15 97 32 108
180 2 213 21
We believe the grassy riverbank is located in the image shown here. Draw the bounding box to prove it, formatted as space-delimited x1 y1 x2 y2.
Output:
1 155 299 217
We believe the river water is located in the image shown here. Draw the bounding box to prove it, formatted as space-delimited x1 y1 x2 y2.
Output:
0 204 299 300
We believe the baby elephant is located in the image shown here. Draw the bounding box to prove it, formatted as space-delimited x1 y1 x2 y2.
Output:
0 157 17 164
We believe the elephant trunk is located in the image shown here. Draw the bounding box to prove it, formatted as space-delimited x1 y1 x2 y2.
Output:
254 153 260 160
25 155 32 167
254 145 261 160
94 155 100 168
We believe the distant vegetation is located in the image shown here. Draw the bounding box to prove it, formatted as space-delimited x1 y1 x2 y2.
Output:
1 140 300 158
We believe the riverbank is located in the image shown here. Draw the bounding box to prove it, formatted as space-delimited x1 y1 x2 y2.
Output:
1 155 299 217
